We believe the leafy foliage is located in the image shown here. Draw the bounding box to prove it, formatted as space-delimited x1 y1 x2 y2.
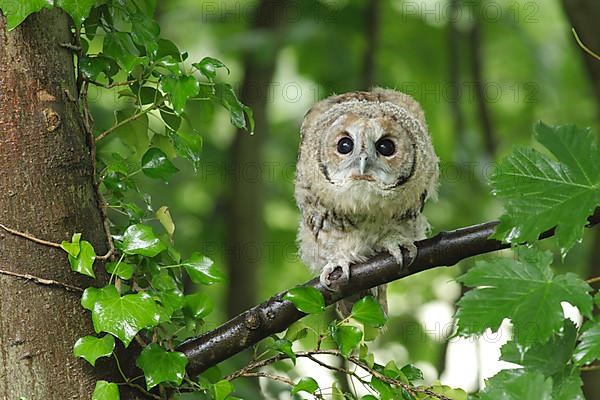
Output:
455 248 592 342
491 122 600 257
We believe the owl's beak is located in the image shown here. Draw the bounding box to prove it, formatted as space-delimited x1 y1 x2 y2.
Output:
359 154 369 175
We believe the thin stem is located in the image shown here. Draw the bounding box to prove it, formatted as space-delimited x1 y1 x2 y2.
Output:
586 276 600 284
572 28 600 62
95 104 159 142
0 223 62 248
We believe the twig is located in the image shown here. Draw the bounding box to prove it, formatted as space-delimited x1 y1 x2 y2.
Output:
95 105 158 142
86 79 137 89
178 208 600 375
581 364 600 372
0 268 84 292
572 28 600 62
0 223 62 248
225 349 451 400
586 276 600 284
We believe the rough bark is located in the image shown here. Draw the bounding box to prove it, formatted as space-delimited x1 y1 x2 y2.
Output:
225 0 289 318
179 209 600 376
0 8 123 398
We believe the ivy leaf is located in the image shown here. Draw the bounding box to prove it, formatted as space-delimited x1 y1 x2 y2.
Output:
351 296 387 328
291 377 319 395
56 0 95 27
136 343 188 389
155 38 183 61
0 0 51 30
171 130 202 173
284 287 325 314
114 108 150 155
213 83 253 132
184 292 214 320
92 381 120 400
212 380 233 400
130 13 160 54
105 261 134 280
68 240 96 278
491 122 600 257
554 371 585 400
574 319 600 366
501 319 577 375
455 248 592 343
103 32 140 72
332 325 362 357
273 339 296 364
90 285 161 347
161 75 200 115
425 384 467 400
182 253 225 285
120 224 166 257
79 56 119 81
193 57 230 81
73 335 115 366
141 148 179 180
400 364 423 382
61 232 81 257
479 369 552 400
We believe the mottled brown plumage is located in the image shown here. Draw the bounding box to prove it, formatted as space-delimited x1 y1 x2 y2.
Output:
294 88 439 317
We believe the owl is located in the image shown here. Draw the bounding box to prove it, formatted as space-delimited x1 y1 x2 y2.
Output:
294 88 439 317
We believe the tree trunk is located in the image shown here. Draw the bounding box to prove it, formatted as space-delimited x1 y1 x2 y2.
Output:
225 0 289 318
0 8 123 398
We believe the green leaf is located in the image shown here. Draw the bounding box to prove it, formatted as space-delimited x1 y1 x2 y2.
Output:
284 287 325 314
92 381 120 400
56 0 95 27
193 57 230 81
90 285 161 347
68 240 96 278
141 147 179 180
400 364 423 382
121 224 166 257
291 377 319 395
156 38 183 61
114 108 150 155
0 0 51 30
501 319 577 375
103 32 141 72
73 335 115 366
184 292 214 319
491 122 600 257
79 56 118 80
479 369 552 400
160 108 182 132
161 75 200 115
370 377 395 400
171 130 202 172
183 253 225 285
351 296 387 328
212 379 233 400
61 232 81 257
574 319 600 365
554 371 584 400
424 384 467 400
332 324 362 357
213 83 252 131
105 261 134 280
273 339 296 364
455 248 592 343
136 343 188 389
130 13 160 53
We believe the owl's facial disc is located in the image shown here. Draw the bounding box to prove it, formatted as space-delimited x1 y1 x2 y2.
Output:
320 112 416 192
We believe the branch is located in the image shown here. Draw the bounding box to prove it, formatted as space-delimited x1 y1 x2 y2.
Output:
178 209 600 376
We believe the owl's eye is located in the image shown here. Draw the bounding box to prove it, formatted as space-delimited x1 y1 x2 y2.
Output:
336 136 354 155
376 138 396 156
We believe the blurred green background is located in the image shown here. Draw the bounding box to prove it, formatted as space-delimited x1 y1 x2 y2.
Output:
92 0 600 397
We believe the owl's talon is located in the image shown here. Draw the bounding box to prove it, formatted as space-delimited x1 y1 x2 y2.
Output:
320 261 350 290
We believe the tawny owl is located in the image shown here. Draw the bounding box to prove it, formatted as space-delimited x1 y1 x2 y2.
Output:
294 88 439 317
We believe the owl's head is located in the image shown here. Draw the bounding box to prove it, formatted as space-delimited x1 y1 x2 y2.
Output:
296 88 438 215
